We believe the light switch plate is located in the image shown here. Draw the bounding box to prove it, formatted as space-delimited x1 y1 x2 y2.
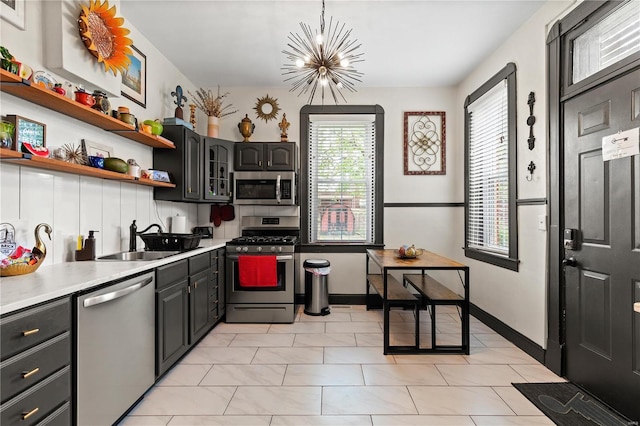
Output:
537 215 546 231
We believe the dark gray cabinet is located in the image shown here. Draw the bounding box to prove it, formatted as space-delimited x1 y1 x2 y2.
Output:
156 250 226 377
155 260 189 377
154 125 202 201
0 298 72 425
204 138 234 201
210 248 225 322
154 126 234 203
188 253 212 344
234 142 296 171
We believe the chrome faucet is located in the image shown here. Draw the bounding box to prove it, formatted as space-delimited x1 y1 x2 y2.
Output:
129 221 163 252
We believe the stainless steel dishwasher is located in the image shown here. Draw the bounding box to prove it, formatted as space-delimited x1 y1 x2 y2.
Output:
76 271 155 425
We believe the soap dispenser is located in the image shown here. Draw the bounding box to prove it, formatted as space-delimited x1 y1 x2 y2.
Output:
75 230 99 261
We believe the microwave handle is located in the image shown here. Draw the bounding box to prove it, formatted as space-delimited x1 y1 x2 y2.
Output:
276 174 281 204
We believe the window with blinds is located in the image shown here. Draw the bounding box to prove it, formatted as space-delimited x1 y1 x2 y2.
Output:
464 63 518 271
572 0 640 84
308 115 376 243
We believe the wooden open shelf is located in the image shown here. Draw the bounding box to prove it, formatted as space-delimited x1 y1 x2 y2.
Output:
0 148 176 188
0 69 175 149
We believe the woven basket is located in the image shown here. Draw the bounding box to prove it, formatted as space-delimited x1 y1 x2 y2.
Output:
0 261 42 277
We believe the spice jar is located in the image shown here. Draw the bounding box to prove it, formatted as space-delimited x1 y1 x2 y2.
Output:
92 90 110 114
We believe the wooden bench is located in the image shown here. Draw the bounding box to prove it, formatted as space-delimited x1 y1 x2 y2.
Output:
367 274 417 302
403 273 469 353
366 274 420 348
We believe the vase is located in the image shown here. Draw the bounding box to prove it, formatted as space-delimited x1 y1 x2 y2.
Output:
207 116 219 138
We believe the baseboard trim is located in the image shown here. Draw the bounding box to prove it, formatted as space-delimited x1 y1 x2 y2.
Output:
295 294 371 305
470 303 546 363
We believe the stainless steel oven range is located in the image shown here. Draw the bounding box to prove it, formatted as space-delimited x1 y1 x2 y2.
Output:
226 216 299 323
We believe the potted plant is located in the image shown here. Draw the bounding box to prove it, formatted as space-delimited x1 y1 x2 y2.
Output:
189 86 238 137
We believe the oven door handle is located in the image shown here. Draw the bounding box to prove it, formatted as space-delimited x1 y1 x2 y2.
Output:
275 174 281 204
227 254 293 261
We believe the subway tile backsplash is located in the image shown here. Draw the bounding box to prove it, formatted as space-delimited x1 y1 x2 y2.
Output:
0 163 200 265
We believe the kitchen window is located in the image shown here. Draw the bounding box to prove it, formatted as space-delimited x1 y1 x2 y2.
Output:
300 105 384 248
464 63 519 271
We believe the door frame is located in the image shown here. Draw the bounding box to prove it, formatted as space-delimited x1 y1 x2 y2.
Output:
545 0 640 374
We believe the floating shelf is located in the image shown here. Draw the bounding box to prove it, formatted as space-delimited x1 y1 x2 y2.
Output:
0 69 175 149
0 148 176 188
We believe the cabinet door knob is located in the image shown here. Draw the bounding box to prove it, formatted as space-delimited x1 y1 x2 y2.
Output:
22 328 39 337
22 367 40 379
22 407 39 420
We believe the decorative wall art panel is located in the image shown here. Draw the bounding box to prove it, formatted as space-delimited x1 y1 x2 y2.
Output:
403 111 446 175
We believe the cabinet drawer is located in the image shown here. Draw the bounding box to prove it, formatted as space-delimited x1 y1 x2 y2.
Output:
1 332 70 404
35 401 70 426
156 259 188 290
189 253 210 275
0 366 70 426
0 299 70 361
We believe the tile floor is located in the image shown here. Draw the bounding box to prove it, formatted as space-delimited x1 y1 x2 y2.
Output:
121 305 565 425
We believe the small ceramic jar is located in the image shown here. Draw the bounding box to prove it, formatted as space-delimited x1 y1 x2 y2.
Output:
91 90 110 114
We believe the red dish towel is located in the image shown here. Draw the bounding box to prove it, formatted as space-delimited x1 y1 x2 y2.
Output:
238 255 277 287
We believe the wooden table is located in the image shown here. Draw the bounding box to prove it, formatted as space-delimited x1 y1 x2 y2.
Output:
365 249 470 355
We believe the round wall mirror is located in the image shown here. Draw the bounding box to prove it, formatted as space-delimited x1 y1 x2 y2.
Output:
254 95 280 122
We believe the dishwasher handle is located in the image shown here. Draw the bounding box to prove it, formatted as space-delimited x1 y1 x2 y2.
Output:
83 276 153 308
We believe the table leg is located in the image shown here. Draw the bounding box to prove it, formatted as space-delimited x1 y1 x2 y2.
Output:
383 272 390 354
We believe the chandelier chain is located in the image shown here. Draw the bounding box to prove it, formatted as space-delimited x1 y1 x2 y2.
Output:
320 0 325 34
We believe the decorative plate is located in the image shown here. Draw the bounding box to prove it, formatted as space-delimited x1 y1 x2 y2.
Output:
32 71 57 90
22 142 49 158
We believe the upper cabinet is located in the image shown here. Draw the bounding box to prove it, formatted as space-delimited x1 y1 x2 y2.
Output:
153 126 233 203
203 138 232 201
234 142 297 171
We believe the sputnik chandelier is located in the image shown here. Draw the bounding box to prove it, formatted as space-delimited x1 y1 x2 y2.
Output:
282 0 364 104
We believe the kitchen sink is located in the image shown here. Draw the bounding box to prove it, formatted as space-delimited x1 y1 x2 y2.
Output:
96 250 181 261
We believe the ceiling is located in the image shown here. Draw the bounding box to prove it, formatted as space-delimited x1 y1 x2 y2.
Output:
120 0 547 89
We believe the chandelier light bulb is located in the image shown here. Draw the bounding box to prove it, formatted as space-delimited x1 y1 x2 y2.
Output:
340 58 349 67
295 59 305 68
316 33 323 45
320 77 328 86
337 81 343 89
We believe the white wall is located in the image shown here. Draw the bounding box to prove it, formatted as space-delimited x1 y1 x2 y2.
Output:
455 0 578 347
0 0 202 262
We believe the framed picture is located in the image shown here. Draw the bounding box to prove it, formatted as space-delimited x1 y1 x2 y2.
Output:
121 45 146 108
6 115 45 153
0 0 25 30
83 139 113 158
403 111 446 175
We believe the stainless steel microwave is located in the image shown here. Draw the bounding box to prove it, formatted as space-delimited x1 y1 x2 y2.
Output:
233 171 297 205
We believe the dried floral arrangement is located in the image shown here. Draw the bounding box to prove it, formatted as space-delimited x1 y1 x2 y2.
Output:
188 86 238 118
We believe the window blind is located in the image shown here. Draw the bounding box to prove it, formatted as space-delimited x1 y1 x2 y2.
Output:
573 0 640 84
467 80 509 255
308 116 376 243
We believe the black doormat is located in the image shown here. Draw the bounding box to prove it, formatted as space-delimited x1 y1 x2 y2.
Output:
513 382 637 426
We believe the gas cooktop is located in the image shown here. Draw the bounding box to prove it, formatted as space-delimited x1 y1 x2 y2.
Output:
228 235 298 246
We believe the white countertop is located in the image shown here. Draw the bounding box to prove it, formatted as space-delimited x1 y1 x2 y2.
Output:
0 239 229 315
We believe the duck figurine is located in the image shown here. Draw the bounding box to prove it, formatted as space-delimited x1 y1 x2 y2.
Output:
31 223 53 262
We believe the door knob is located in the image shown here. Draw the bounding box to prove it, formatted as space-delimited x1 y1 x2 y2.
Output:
562 257 578 267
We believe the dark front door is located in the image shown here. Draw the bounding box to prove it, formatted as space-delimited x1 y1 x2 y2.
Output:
563 66 640 419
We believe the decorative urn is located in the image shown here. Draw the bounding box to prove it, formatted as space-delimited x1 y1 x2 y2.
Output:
238 114 255 142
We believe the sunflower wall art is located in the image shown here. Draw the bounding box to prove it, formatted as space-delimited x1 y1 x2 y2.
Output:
78 0 133 76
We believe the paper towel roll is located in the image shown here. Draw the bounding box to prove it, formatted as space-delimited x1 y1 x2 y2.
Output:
171 214 186 234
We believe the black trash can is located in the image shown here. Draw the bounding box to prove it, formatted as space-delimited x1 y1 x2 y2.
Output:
303 259 330 316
